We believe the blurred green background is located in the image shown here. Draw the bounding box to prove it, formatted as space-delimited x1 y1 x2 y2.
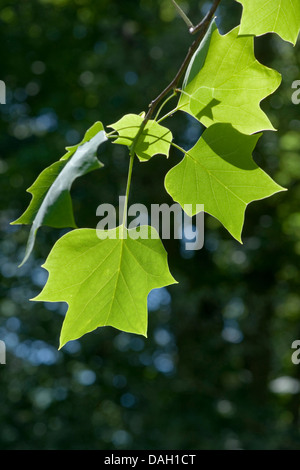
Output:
0 0 300 450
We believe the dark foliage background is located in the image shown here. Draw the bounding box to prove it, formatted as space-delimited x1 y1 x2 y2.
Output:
0 0 300 450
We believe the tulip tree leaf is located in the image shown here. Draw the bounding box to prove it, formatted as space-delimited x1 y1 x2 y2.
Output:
108 113 173 161
179 26 281 135
236 0 300 45
165 123 285 242
178 19 217 111
12 122 107 266
32 225 177 349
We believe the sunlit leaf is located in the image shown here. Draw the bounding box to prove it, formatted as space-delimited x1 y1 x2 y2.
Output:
32 225 177 348
109 114 173 161
179 26 281 134
236 0 300 45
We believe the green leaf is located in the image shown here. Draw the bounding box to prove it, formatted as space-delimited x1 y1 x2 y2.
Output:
108 113 173 161
165 123 286 242
178 19 217 111
12 122 107 266
32 226 177 348
179 26 281 135
236 0 300 45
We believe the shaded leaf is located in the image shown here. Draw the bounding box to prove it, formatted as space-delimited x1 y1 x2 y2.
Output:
165 123 285 242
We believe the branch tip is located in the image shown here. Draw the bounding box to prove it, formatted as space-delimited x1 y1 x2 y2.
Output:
171 0 194 30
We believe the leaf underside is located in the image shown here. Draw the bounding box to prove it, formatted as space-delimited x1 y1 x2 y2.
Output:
12 122 107 266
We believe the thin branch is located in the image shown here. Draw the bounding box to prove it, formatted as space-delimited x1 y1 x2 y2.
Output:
122 151 135 229
170 0 194 31
154 91 177 121
157 102 187 123
171 141 187 155
145 0 222 123
129 0 222 158
189 1 221 35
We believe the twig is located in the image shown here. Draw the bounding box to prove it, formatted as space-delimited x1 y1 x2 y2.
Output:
170 0 194 31
144 0 222 123
129 0 222 157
